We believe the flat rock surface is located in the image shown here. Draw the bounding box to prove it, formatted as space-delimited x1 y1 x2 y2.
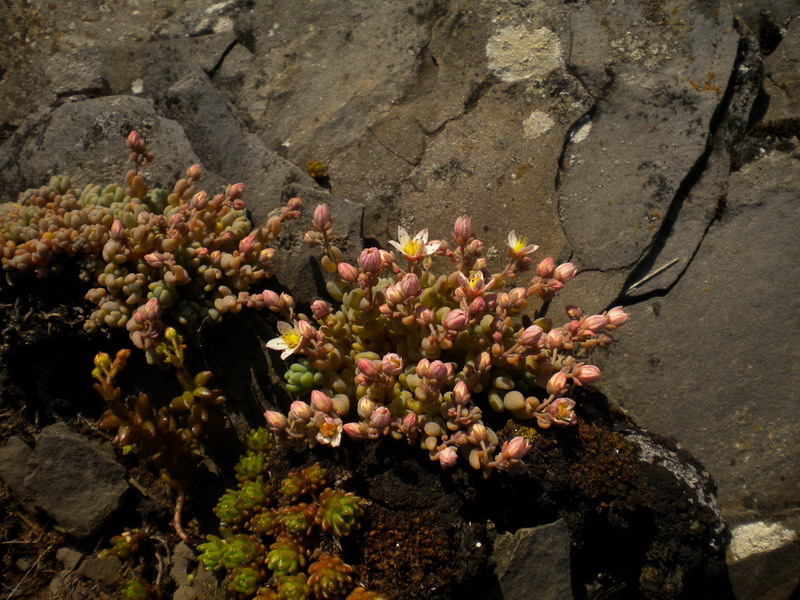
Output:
23 423 128 539
490 519 572 600
597 150 800 511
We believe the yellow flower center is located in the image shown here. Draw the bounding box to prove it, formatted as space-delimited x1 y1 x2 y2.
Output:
512 235 528 252
403 239 421 256
468 271 483 289
281 330 301 348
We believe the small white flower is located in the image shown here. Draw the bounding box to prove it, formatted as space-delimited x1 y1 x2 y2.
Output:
265 321 303 360
389 226 441 261
314 414 343 447
507 230 539 257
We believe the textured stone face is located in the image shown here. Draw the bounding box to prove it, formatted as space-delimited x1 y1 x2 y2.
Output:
23 424 128 539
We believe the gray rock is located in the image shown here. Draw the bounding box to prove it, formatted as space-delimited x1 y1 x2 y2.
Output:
596 150 800 510
162 70 364 302
0 436 33 497
763 18 800 123
173 564 227 600
56 546 84 571
624 22 762 299
0 95 206 201
170 541 196 588
727 518 800 600
43 34 237 103
75 555 123 587
558 0 739 305
23 423 128 539
490 519 572 600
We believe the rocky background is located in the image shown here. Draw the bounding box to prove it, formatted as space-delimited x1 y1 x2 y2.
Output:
0 0 798 599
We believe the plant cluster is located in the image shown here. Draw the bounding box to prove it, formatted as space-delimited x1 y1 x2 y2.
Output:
0 131 300 363
264 206 628 475
198 429 385 600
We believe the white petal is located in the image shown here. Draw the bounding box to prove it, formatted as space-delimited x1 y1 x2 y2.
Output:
280 346 298 360
415 228 429 244
425 241 441 255
276 320 293 334
388 240 404 252
507 230 518 246
266 338 289 351
397 226 410 245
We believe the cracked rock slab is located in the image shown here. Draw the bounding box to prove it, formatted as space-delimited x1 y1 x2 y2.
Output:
596 150 800 511
23 424 128 539
558 0 739 285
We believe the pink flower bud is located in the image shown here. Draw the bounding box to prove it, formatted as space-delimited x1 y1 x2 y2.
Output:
469 423 487 442
478 352 492 372
311 300 332 320
357 397 376 419
261 289 280 309
437 447 458 468
536 257 555 278
384 285 403 305
547 371 568 396
110 219 125 241
415 359 430 378
546 279 565 293
518 325 543 347
415 307 434 326
502 436 531 460
357 358 379 378
582 314 609 333
297 319 316 340
287 197 303 211
310 390 333 412
357 247 382 273
606 306 629 327
546 328 564 348
469 296 487 314
186 164 202 180
239 234 255 254
399 273 420 298
427 360 448 382
379 249 395 268
337 262 359 283
453 381 470 405
554 262 577 282
289 400 314 422
313 203 332 231
126 130 144 152
381 353 404 376
343 422 368 440
453 215 474 244
572 364 601 386
227 183 245 200
144 252 162 268
265 410 288 431
442 309 468 332
370 406 392 429
403 412 418 431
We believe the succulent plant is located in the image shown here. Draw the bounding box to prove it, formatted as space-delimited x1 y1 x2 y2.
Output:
198 430 382 599
0 130 301 363
92 328 225 484
264 206 629 475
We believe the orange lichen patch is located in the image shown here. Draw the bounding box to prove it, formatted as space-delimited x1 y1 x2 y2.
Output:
357 510 453 594
687 72 723 96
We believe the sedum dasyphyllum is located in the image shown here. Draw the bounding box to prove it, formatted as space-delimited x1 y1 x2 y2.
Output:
0 130 300 363
264 205 629 476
